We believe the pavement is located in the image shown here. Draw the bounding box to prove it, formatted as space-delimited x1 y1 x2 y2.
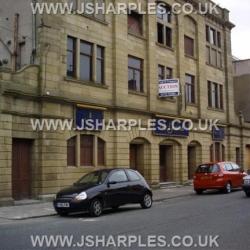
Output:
0 186 194 220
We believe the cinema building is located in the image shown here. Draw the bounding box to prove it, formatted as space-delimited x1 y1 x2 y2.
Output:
1 0 250 204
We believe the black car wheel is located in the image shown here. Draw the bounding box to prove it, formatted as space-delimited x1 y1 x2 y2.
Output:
89 199 103 217
195 189 204 195
224 182 232 194
141 193 152 209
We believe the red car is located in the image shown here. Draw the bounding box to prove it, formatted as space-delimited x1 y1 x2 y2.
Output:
193 162 247 194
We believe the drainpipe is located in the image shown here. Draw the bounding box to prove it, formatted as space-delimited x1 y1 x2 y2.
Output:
239 111 244 168
12 13 19 71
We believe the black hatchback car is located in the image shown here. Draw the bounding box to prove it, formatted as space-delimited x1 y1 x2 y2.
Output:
53 168 153 217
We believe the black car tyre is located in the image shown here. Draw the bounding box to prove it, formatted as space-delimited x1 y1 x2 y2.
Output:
141 193 152 209
89 199 103 217
224 182 232 194
195 189 204 195
245 191 250 197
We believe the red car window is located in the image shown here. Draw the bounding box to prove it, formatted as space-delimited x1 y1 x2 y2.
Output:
196 164 220 173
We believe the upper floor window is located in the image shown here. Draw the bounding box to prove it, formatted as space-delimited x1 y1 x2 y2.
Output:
207 81 223 110
66 36 105 84
206 25 222 68
67 36 77 77
128 56 143 93
206 25 221 48
128 11 143 36
185 74 195 104
184 35 194 57
157 2 171 23
80 41 93 81
96 46 105 84
157 3 172 47
158 65 173 80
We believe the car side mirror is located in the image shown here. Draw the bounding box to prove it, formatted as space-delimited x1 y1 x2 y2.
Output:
107 181 117 187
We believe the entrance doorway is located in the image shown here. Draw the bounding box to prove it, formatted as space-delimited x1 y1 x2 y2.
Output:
188 146 196 180
130 144 144 174
12 139 32 200
187 142 201 180
159 145 173 182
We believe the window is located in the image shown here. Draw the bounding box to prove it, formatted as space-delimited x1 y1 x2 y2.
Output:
206 25 223 68
196 164 220 173
98 138 105 166
96 46 104 84
185 74 195 104
225 163 233 172
67 36 76 77
165 26 172 47
128 56 143 92
184 35 194 57
80 135 94 166
157 3 172 47
208 81 223 109
128 11 143 36
158 65 173 80
232 163 240 171
126 170 141 181
158 65 165 80
80 41 93 81
157 2 171 23
67 136 76 166
109 170 128 183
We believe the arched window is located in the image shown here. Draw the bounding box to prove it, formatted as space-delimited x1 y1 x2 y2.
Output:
80 135 94 166
67 136 76 166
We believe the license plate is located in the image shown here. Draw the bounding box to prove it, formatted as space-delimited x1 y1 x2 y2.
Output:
56 202 70 208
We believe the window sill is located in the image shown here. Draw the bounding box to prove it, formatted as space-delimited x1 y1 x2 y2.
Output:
186 102 198 108
157 96 176 102
206 63 223 71
185 54 197 61
207 107 224 113
128 90 147 97
128 32 147 41
156 42 174 52
76 13 109 26
65 77 108 89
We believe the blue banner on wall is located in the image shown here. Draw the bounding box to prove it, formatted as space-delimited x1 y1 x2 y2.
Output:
212 127 225 141
76 108 103 130
154 118 189 137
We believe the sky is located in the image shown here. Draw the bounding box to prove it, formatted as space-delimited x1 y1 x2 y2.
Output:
212 0 250 60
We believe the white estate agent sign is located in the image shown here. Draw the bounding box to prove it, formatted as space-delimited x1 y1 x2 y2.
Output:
159 79 180 97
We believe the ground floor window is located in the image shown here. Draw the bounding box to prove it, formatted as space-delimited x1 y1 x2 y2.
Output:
67 134 105 167
210 142 225 162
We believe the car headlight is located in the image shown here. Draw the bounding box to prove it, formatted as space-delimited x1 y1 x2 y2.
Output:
75 192 88 201
244 179 250 185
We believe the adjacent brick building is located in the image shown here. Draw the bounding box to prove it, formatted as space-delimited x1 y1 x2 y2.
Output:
1 0 250 205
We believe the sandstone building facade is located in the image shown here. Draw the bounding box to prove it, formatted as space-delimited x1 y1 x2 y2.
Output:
1 0 250 205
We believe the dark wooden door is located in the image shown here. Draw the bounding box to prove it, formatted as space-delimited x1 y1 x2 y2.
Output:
130 144 137 170
160 145 167 182
12 139 32 200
